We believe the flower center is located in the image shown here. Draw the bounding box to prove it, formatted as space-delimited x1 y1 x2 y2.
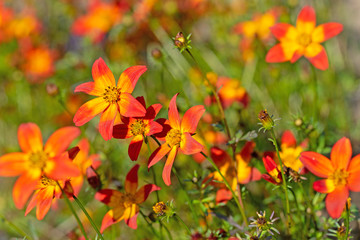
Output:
165 129 182 148
28 151 48 170
123 193 136 208
103 86 120 104
297 33 311 47
40 176 56 187
130 119 147 136
329 169 349 187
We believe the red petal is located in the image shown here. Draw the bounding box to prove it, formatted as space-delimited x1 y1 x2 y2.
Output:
168 93 181 130
135 184 161 204
95 189 123 207
296 6 316 32
119 93 146 117
148 121 163 136
262 156 278 174
300 151 334 178
117 65 147 93
312 23 343 43
180 132 204 155
0 153 27 176
113 123 132 139
162 147 177 186
100 210 122 233
135 96 146 108
92 58 115 89
250 168 262 182
46 154 80 180
125 164 139 194
145 103 162 119
210 147 231 168
18 123 43 153
306 46 329 70
239 141 255 162
313 179 335 193
124 204 139 229
181 105 205 134
266 44 287 63
13 174 38 209
148 144 171 168
74 82 103 96
99 104 118 141
281 130 297 147
270 23 297 41
325 186 348 219
73 97 106 126
216 188 232 204
330 137 352 170
262 174 279 185
44 127 80 158
128 135 143 161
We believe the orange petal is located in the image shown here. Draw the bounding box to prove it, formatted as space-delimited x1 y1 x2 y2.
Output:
135 184 161 204
270 23 297 41
118 93 146 117
73 97 107 126
296 6 316 34
306 46 329 70
74 81 103 96
162 147 177 186
216 188 232 204
281 130 297 147
45 154 81 180
95 189 123 208
128 135 143 161
117 65 147 93
313 179 335 193
210 147 231 168
124 204 139 229
148 144 171 168
312 23 343 43
348 154 360 175
125 164 139 194
168 93 181 130
325 186 348 219
330 137 352 170
300 151 334 178
100 210 122 233
71 175 84 196
180 132 204 155
99 103 118 141
18 123 43 153
44 127 80 158
92 58 115 89
25 191 39 217
13 173 39 209
0 153 27 176
266 43 299 63
181 105 205 134
35 187 54 220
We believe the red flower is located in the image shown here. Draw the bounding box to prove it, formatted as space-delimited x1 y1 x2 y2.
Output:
73 58 146 140
113 96 163 161
266 6 343 70
95 164 160 231
262 156 282 185
300 137 360 218
148 94 205 185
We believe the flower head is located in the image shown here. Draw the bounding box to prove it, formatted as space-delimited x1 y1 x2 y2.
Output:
262 156 282 185
95 164 160 231
279 130 307 172
300 137 360 218
148 94 205 185
249 211 279 235
266 6 343 70
73 58 147 140
0 123 80 209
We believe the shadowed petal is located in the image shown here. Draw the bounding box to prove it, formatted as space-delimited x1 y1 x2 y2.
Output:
92 58 115 89
162 147 177 186
118 93 146 117
145 103 162 119
99 104 118 141
73 97 107 126
113 123 132 139
117 65 147 93
181 105 205 134
148 144 171 168
18 123 43 153
330 137 352 170
148 121 163 136
128 135 144 161
44 127 80 158
325 186 348 219
13 173 39 209
168 94 181 130
135 184 161 204
300 151 334 178
312 23 343 43
125 164 139 194
313 179 336 193
0 153 27 176
180 132 204 155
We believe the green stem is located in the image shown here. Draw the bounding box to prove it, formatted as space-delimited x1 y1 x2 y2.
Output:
200 151 248 226
298 181 318 231
0 214 33 240
72 195 104 240
55 182 89 240
345 201 350 239
310 65 319 121
175 214 191 235
162 223 173 240
289 188 303 239
140 210 159 239
270 129 291 230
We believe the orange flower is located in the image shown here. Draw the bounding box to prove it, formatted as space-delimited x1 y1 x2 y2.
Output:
266 6 343 70
95 164 160 231
0 3 14 42
6 12 41 40
0 123 80 209
113 96 163 161
148 93 205 186
262 156 282 185
279 130 307 172
300 137 360 218
73 58 147 140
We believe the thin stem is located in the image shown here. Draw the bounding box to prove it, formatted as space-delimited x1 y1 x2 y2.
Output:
162 223 173 240
270 129 291 230
298 181 318 231
200 151 248 226
345 202 350 239
175 214 191 235
310 65 319 121
0 214 33 240
289 188 303 239
55 182 89 240
140 210 159 239
72 195 104 240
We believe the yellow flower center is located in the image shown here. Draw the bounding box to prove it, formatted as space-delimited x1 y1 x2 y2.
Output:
165 129 182 148
130 119 147 136
103 86 120 103
40 176 56 187
123 193 136 208
297 33 312 47
28 151 48 170
329 169 349 187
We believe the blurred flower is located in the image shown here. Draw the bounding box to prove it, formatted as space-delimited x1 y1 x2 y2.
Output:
148 93 205 185
73 58 147 140
72 1 124 43
266 6 343 70
262 156 282 185
0 123 80 209
46 83 59 96
95 164 160 231
300 137 360 218
279 130 307 172
133 0 157 23
0 3 14 42
249 211 279 235
6 11 41 40
113 96 163 161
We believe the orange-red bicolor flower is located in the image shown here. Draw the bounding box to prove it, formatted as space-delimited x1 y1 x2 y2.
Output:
0 123 80 209
113 96 163 161
280 130 307 172
148 93 205 186
266 6 343 70
300 137 360 218
95 164 160 231
262 156 282 185
73 58 147 141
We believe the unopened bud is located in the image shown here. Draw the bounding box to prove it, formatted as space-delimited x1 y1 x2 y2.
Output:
258 109 274 131
151 48 163 59
86 167 101 190
46 83 59 96
173 32 192 52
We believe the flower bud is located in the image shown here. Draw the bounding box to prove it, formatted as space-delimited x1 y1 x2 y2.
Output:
153 201 167 216
151 48 163 59
46 83 59 96
258 109 274 131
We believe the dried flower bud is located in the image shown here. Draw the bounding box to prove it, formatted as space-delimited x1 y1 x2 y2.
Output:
46 83 59 96
258 109 274 131
151 48 162 59
153 201 167 216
